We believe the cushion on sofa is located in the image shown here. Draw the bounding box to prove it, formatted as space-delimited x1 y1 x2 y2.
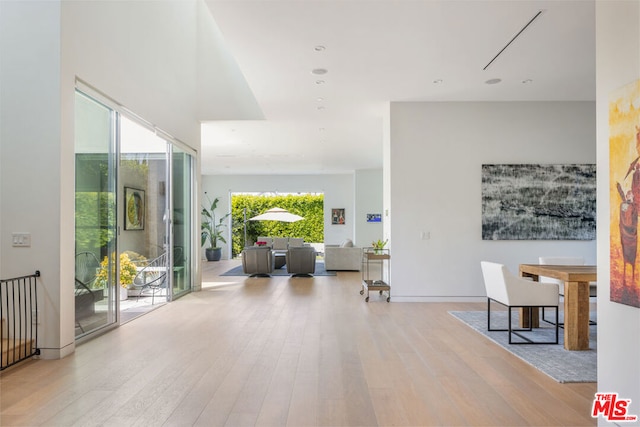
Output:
340 239 354 248
272 237 289 250
289 237 304 247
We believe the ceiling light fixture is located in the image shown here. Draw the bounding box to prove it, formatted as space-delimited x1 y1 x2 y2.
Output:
485 78 502 85
522 78 533 84
312 68 328 75
315 80 325 85
316 97 324 102
317 106 325 110
314 45 325 52
433 79 443 84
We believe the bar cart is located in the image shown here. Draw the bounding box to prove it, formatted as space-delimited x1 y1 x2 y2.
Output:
360 248 390 302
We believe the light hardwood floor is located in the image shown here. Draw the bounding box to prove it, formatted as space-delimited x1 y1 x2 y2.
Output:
0 260 596 426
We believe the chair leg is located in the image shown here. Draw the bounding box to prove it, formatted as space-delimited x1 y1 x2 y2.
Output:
507 306 533 344
487 298 492 330
510 306 559 345
508 307 513 344
555 306 559 344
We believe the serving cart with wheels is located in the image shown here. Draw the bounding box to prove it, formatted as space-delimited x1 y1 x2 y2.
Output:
360 248 390 302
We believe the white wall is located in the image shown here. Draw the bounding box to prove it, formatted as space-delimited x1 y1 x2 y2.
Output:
389 101 597 301
596 2 640 424
1 0 69 357
355 169 383 248
201 174 357 259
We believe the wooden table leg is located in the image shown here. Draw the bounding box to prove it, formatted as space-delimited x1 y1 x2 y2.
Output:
563 281 590 350
520 307 539 328
519 272 540 328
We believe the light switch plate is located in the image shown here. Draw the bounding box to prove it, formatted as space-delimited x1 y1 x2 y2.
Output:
12 232 31 247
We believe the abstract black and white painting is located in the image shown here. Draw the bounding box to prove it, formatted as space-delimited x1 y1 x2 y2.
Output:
482 164 596 240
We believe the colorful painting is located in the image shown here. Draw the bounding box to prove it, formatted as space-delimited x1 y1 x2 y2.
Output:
367 213 382 223
124 187 145 230
331 208 345 225
482 164 596 240
609 78 640 308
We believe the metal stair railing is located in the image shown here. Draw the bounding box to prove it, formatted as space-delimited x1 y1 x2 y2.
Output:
1 271 40 370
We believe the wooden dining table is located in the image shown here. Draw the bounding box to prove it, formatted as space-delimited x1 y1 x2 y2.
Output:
519 264 596 351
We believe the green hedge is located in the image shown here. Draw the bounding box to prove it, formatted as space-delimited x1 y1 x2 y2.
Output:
231 194 324 257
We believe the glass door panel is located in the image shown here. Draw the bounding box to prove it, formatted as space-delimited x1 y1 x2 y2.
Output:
74 90 117 337
171 147 193 299
119 116 169 320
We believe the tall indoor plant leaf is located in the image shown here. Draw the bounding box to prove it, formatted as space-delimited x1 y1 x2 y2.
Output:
201 193 231 250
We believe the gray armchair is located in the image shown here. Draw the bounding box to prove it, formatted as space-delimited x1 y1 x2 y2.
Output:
286 246 317 277
242 246 275 277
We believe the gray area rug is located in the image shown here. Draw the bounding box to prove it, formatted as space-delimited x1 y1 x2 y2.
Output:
449 310 596 383
220 261 336 277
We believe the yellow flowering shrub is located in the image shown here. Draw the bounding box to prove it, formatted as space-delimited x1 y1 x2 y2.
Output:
96 253 139 289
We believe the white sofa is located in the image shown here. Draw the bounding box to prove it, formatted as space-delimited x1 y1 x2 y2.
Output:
324 240 362 271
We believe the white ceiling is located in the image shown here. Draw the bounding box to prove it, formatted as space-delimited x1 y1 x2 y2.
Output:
202 0 595 175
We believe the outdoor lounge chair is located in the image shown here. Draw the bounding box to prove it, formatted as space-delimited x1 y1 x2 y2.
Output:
132 252 168 304
74 251 102 331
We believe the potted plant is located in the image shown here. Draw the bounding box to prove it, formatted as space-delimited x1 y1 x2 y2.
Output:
96 252 139 300
371 239 388 254
201 193 231 261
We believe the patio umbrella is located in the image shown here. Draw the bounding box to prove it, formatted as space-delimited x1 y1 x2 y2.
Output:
249 207 304 223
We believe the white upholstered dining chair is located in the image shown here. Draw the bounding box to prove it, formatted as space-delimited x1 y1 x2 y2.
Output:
481 261 560 344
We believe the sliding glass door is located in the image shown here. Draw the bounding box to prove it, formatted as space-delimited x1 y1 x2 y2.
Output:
74 91 117 336
171 146 194 299
118 116 169 319
75 85 196 337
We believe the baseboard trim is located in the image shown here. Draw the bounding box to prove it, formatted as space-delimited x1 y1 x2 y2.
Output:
390 296 486 303
37 340 75 360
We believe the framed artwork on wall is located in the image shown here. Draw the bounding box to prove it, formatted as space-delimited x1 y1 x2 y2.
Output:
331 208 345 225
481 164 596 240
124 187 145 230
367 213 382 223
609 78 640 309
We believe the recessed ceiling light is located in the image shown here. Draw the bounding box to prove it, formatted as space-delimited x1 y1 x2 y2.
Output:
319 127 325 132
315 80 325 85
485 78 502 85
317 106 325 110
522 78 533 84
312 68 328 75
316 97 324 102
433 79 443 84
314 45 325 52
